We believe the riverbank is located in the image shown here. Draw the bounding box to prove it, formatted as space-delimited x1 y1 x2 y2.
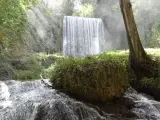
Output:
1 79 160 120
1 49 160 101
0 52 63 80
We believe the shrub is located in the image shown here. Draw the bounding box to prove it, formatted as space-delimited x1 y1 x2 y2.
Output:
12 52 63 80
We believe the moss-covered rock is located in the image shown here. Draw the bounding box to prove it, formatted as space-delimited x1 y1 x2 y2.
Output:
138 77 160 100
50 51 130 102
128 49 160 100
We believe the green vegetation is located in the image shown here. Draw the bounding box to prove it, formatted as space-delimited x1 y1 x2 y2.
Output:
12 53 43 80
1 0 160 103
139 76 160 100
73 4 96 17
0 52 63 81
0 0 42 53
47 49 160 102
13 53 63 80
142 77 160 89
0 53 14 80
0 0 27 52
20 0 43 10
50 51 129 102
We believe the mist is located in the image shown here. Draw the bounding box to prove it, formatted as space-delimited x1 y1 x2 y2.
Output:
23 0 160 53
132 0 160 47
95 0 160 49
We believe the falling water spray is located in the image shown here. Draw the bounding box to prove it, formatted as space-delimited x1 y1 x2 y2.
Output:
63 16 105 57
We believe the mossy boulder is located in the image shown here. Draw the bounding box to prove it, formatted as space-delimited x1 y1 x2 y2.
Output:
129 49 160 100
50 51 130 102
138 77 160 100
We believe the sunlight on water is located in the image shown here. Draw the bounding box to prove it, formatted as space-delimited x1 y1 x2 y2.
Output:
0 80 107 120
0 82 12 109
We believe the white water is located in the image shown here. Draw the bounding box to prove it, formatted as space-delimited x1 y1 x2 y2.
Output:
63 16 105 57
0 82 12 109
0 80 106 120
1 80 160 120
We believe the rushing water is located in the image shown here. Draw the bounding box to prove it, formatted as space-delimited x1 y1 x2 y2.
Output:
0 80 160 120
63 16 105 57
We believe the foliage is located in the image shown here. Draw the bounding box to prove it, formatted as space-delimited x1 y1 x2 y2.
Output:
73 4 96 17
0 53 14 80
0 0 43 53
0 0 27 48
1 48 160 81
142 77 160 89
12 52 63 80
12 53 42 80
51 51 128 76
20 0 43 10
42 65 55 79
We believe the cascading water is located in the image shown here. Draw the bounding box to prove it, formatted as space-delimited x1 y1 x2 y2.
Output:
1 80 160 120
0 80 107 120
63 16 105 57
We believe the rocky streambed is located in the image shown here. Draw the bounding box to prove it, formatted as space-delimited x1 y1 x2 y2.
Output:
0 79 160 120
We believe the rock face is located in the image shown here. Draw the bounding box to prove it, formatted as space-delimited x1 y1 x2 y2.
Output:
24 4 63 53
51 51 130 102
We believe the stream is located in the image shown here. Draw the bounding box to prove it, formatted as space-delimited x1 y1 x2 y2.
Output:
0 80 160 120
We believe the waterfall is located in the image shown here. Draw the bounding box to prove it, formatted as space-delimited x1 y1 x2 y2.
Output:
63 16 105 57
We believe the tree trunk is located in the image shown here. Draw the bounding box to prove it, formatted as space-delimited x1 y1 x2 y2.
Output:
119 0 159 88
120 0 147 62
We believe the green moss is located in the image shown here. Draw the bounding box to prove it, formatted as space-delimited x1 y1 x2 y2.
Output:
41 65 55 79
141 77 160 89
50 50 129 102
0 53 14 80
0 63 14 80
49 49 160 102
12 52 63 80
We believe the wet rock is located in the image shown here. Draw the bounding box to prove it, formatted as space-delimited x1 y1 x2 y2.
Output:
1 80 160 120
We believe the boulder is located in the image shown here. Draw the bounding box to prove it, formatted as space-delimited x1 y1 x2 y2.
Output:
50 51 130 102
